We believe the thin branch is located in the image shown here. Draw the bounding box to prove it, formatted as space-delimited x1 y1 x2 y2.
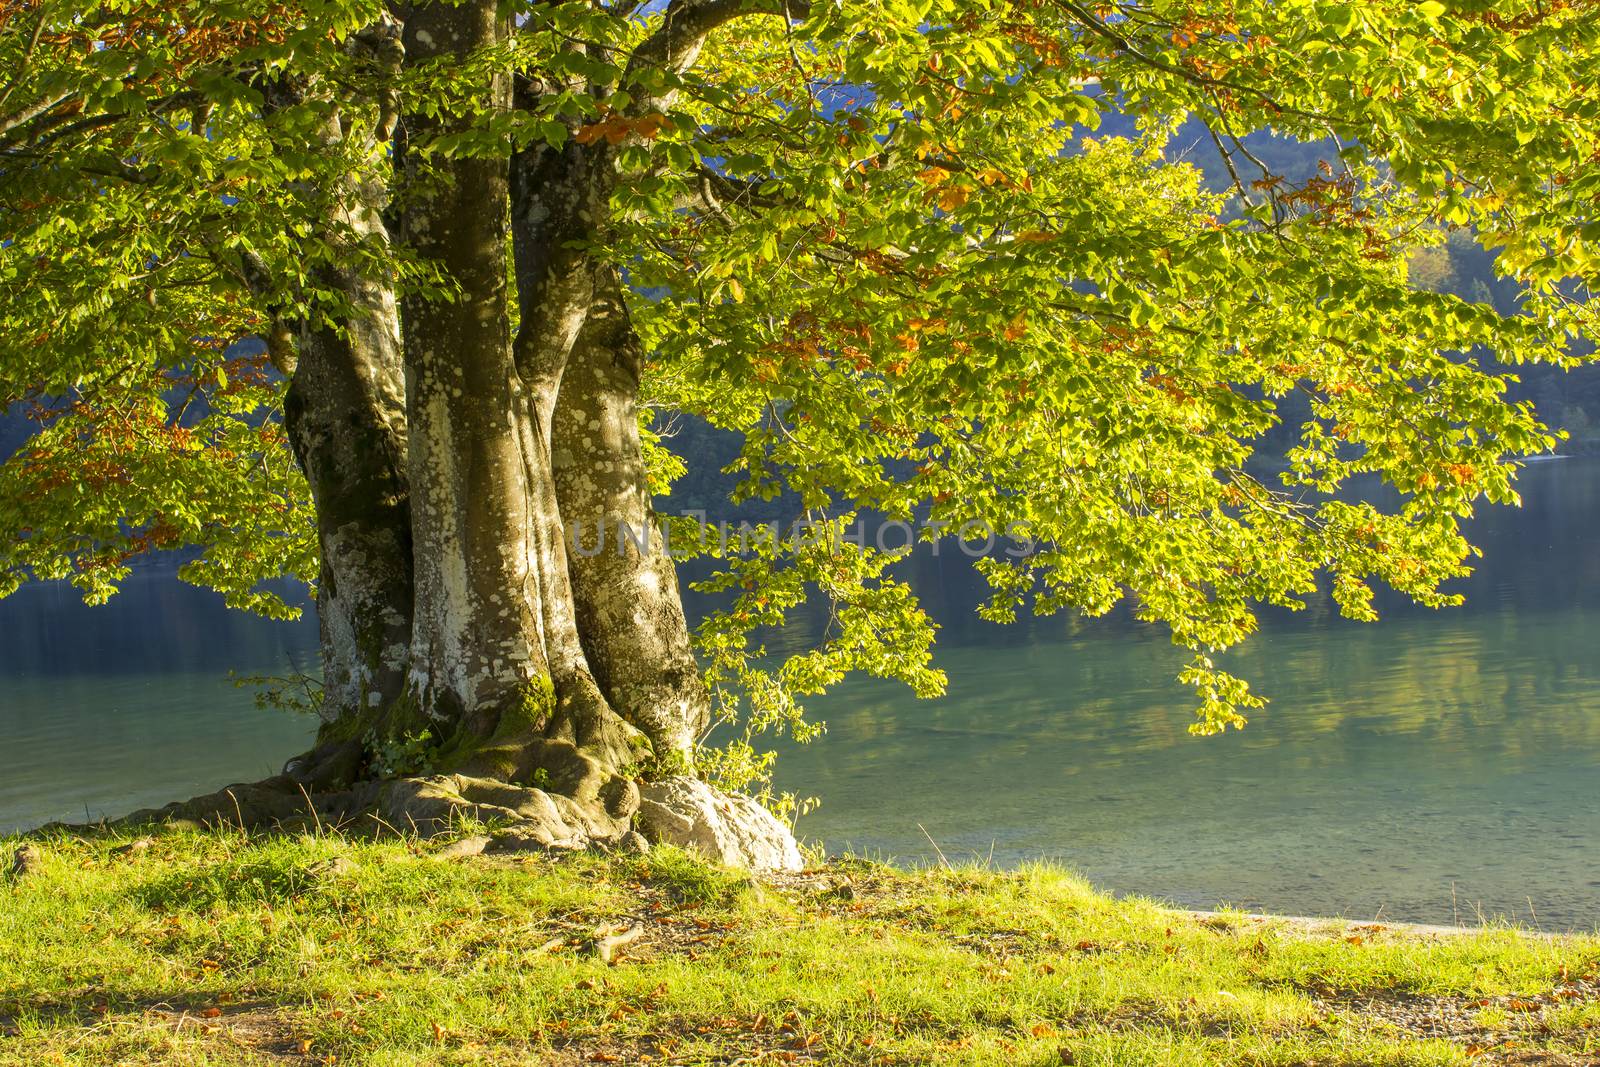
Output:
0 2 50 115
0 92 75 143
1054 0 1336 125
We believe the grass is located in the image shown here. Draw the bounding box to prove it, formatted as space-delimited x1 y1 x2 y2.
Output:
2 825 1598 1066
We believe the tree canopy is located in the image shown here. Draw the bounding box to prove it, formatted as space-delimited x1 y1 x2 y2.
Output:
2 0 1597 789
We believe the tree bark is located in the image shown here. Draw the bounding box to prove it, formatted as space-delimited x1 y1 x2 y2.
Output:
285 288 411 727
397 0 544 734
554 272 710 759
281 0 713 801
385 2 644 812
283 123 411 732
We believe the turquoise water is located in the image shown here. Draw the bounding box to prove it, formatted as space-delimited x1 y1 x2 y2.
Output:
0 574 319 831
3 460 1599 928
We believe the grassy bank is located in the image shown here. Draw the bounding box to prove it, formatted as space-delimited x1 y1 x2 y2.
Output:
2 827 1597 1066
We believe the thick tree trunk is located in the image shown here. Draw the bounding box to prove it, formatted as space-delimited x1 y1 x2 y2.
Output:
123 0 812 869
133 0 818 871
554 272 710 759
282 127 412 735
285 299 411 725
397 0 543 735
281 0 709 806
382 1 644 813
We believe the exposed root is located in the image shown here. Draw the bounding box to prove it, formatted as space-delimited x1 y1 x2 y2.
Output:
92 771 636 855
41 759 799 873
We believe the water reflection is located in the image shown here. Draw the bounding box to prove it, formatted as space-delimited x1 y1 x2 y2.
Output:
771 459 1600 928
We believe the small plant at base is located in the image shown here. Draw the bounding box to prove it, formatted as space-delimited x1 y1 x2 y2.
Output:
696 738 818 825
370 730 435 779
637 746 693 782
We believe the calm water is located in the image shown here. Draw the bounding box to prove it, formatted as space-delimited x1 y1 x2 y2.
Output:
0 572 319 831
3 460 1599 928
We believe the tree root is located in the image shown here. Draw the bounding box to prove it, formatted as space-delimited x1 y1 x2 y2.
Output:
92 770 638 855
37 765 801 873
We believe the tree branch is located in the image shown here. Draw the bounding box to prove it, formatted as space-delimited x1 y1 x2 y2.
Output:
623 0 808 111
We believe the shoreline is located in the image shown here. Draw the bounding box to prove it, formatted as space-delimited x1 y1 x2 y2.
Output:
1181 908 1580 940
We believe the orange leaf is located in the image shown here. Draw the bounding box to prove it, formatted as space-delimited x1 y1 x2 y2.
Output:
937 184 971 211
633 113 670 140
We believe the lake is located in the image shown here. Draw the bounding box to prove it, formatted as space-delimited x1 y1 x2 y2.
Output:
3 458 1598 929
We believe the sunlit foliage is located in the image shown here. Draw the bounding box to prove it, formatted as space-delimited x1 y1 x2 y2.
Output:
2 0 1596 741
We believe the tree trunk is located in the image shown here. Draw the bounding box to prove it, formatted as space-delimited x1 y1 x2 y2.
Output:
397 1 551 730
365 1 639 814
282 123 412 739
554 272 710 759
280 1 709 808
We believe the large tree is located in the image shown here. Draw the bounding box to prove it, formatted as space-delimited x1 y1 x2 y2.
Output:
1 0 1596 827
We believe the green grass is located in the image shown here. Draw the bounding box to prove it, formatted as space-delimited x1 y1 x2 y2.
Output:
2 826 1598 1065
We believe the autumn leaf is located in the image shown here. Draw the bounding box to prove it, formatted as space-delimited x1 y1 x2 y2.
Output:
633 112 670 140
